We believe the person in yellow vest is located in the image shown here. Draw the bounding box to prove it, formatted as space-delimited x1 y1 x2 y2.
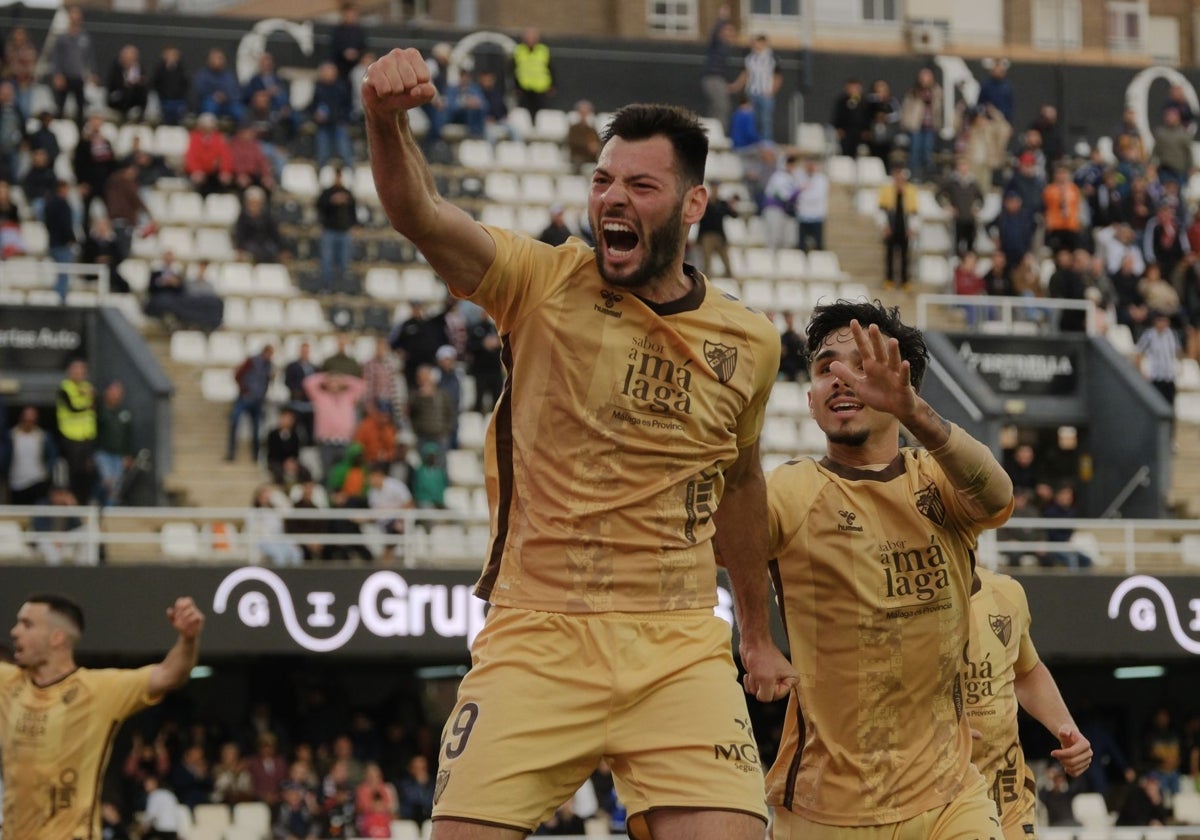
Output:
512 27 554 119
1 592 205 840
56 357 96 506
877 164 921 289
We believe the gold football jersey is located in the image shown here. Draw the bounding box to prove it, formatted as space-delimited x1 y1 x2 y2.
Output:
463 226 779 612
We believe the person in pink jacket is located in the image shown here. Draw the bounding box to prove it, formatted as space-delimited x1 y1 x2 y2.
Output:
303 371 365 481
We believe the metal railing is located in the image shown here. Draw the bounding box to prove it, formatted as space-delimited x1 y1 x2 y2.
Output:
0 260 113 299
915 293 1099 336
3 506 1200 574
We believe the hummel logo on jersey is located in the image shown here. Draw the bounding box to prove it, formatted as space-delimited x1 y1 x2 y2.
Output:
837 509 864 532
990 613 1012 645
595 289 624 318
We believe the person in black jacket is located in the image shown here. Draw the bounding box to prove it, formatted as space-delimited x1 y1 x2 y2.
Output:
830 78 868 158
151 45 190 126
45 180 77 301
317 167 357 293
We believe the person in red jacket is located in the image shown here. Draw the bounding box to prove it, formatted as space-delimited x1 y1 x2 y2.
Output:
184 112 233 196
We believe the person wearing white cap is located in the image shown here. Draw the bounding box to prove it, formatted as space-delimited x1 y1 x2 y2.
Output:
435 345 462 449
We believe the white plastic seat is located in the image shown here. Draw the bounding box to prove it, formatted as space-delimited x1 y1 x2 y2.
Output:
231 801 271 836
446 450 485 486
365 266 404 301
479 204 516 230
827 155 857 186
706 150 743 182
195 228 236 262
353 164 379 203
484 172 521 203
556 174 589 206
1071 792 1115 829
281 162 320 199
742 247 778 279
169 330 209 365
285 298 329 332
19 220 47 256
1173 789 1200 822
774 281 806 312
200 368 238 402
699 116 730 150
532 108 569 142
516 205 548 236
520 173 556 205
391 820 422 840
161 522 202 562
457 138 494 169
795 122 828 155
806 251 843 281
0 521 32 560
494 140 530 171
158 226 196 261
248 298 285 330
776 248 807 279
165 191 205 226
762 416 799 451
401 267 442 303
50 118 80 155
917 255 952 288
918 223 953 255
203 192 242 227
506 107 534 139
768 381 807 415
253 263 294 296
740 279 776 310
221 297 248 330
207 331 245 366
217 262 255 295
857 156 887 186
153 124 190 162
457 412 487 450
527 141 568 173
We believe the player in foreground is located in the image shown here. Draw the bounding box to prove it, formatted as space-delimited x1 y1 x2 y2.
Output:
363 46 796 840
966 566 1092 839
764 300 1013 839
1 593 204 840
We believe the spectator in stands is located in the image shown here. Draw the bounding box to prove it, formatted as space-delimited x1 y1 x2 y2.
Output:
778 311 805 383
899 67 942 181
105 45 148 123
512 27 554 119
150 45 190 126
1142 707 1185 795
728 93 760 152
243 90 290 182
74 112 118 217
696 185 736 276
1135 310 1181 418
311 61 354 169
321 769 357 839
878 164 918 289
284 342 318 443
1152 106 1194 188
566 99 602 171
212 741 254 804
1144 200 1189 280
46 179 77 301
1006 150 1046 218
304 370 366 481
0 81 24 185
227 344 274 463
81 215 131 294
1047 248 1088 332
266 408 303 483
185 112 233 196
128 136 175 187
193 47 243 123
938 157 984 257
234 186 288 264
104 162 154 250
1140 263 1183 328
699 4 736 130
3 27 36 117
250 484 303 566
330 2 367 87
476 68 511 143
323 333 363 377
953 250 987 324
831 77 868 158
242 52 292 130
1041 483 1089 568
49 5 94 125
101 801 132 840
0 179 24 257
1038 765 1081 827
365 463 411 554
1042 165 1084 254
1117 771 1169 827
247 732 289 807
94 379 133 507
390 300 449 389
353 400 396 471
443 67 487 140
408 364 455 464
57 357 97 507
981 249 1010 296
795 157 829 253
991 191 1038 271
732 34 781 144
466 313 503 413
138 774 180 840
1030 104 1064 178
762 153 798 250
362 337 404 421
23 147 56 220
411 440 447 509
143 250 224 332
169 744 213 809
26 112 57 160
538 203 573 247
396 754 434 824
229 124 277 194
976 58 1015 125
354 763 397 831
435 344 462 444
317 166 357 294
4 405 55 505
274 781 321 840
864 78 899 163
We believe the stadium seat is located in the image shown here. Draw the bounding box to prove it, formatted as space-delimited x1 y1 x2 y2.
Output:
0 521 33 561
838 282 872 302
484 172 521 203
170 330 208 365
774 281 806 312
285 298 330 332
247 299 285 331
159 226 197 261
699 116 730 150
740 279 776 310
20 220 47 256
532 108 570 142
216 263 254 296
281 162 320 200
457 138 494 170
505 107 535 139
516 205 549 236
120 257 150 294
160 522 203 562
806 282 838 308
442 487 473 514
556 174 589 207
806 251 843 281
706 151 743 182
521 173 557 205
480 204 516 229
768 381 807 415
195 228 236 262
527 141 568 173
221 827 260 840
856 156 887 186
253 263 295 297
203 192 242 227
365 266 404 301
0 288 22 305
153 124 189 162
446 450 485 487
1173 789 1200 822
827 155 857 186
917 255 952 288
1106 324 1135 355
918 223 953 255
741 247 777 280
457 412 487 450
165 191 204 226
762 416 799 452
916 189 949 221
207 332 246 366
1071 792 1114 828
776 249 807 279
391 820 422 840
495 140 530 171
401 267 442 303
794 122 828 155
231 801 271 836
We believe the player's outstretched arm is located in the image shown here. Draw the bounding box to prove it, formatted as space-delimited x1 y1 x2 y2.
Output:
713 441 796 703
363 47 496 298
1015 660 1093 777
148 596 205 697
830 320 1012 517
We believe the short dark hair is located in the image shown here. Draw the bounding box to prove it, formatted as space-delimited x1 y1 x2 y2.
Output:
804 299 929 391
26 593 85 635
601 104 708 189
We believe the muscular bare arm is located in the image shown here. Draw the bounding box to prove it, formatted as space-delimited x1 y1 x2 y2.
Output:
147 597 204 697
363 48 496 297
712 440 796 703
1015 661 1092 777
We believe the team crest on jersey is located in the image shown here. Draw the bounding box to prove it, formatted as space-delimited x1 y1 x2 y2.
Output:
434 768 451 805
915 481 946 526
704 341 737 383
990 613 1013 645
